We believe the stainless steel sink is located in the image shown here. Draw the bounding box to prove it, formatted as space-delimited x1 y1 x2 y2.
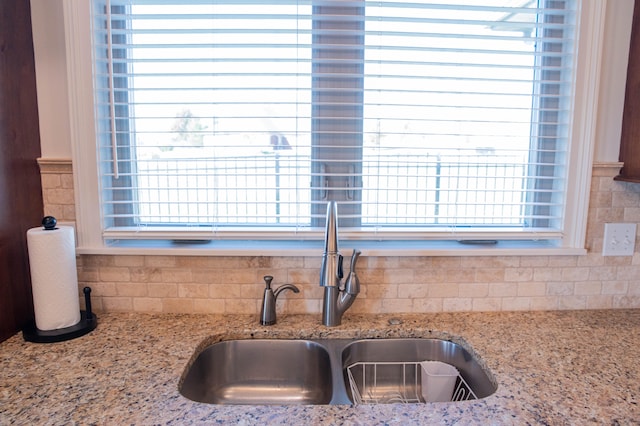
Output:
179 339 333 404
179 337 496 405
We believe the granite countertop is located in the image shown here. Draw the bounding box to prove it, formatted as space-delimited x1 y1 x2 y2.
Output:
1 309 639 425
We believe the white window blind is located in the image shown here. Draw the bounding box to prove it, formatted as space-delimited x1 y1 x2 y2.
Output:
91 0 579 242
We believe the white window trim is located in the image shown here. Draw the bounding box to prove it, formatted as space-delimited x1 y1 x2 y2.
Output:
62 0 606 256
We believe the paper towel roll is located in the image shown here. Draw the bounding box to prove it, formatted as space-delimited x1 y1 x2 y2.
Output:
27 226 81 331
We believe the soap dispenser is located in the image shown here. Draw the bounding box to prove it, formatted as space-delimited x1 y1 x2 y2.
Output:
259 275 300 326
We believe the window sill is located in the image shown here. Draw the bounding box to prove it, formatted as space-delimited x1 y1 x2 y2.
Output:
75 239 587 257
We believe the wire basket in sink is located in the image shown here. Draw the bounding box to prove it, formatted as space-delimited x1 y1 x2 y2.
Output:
346 360 478 405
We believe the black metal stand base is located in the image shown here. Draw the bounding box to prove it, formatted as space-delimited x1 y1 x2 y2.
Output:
22 311 97 343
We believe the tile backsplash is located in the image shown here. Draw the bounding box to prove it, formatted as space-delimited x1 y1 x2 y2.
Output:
39 159 640 314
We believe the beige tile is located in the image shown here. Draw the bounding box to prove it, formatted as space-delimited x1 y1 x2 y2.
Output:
62 205 76 221
428 283 459 298
444 268 475 283
46 188 75 204
162 298 195 313
177 256 226 268
356 298 384 313
412 297 443 313
432 258 462 269
161 268 192 283
133 298 163 312
586 295 613 309
472 297 501 312
488 282 517 298
533 267 563 282
548 256 578 267
178 283 209 298
365 284 398 299
504 268 533 282
116 282 148 297
627 281 640 295
530 296 559 310
558 296 587 310
459 282 489 298
502 297 531 311
41 174 61 189
561 267 590 282
384 269 414 284
397 284 429 299
99 267 131 282
220 269 258 284
114 256 145 267
587 266 617 281
270 257 305 269
573 281 602 296
192 269 220 284
358 268 385 284
60 173 74 189
102 297 133 311
517 282 546 297
602 281 629 295
78 267 99 282
193 298 225 314
224 299 257 314
147 283 178 298
442 297 472 312
287 269 318 286
90 282 117 297
546 281 574 296
462 256 519 268
209 283 242 298
380 298 413 313
616 265 640 281
145 256 177 268
613 295 640 308
519 256 549 267
288 298 321 314
129 267 162 283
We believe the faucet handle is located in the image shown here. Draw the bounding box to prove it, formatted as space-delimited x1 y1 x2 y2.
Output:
344 250 361 295
350 249 361 271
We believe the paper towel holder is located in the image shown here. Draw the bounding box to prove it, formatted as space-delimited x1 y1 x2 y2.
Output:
23 286 98 343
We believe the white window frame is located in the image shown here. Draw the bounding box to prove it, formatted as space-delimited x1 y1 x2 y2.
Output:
62 0 606 256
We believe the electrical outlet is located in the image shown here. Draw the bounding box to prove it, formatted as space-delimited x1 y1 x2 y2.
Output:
603 223 637 256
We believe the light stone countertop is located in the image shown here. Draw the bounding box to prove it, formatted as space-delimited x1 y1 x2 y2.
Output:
1 310 639 425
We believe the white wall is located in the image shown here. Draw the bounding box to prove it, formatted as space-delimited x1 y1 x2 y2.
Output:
595 0 635 161
30 0 635 162
31 0 71 159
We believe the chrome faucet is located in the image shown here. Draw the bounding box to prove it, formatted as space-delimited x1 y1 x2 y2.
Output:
319 201 361 326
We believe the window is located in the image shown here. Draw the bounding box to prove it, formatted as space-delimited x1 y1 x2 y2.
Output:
66 0 604 251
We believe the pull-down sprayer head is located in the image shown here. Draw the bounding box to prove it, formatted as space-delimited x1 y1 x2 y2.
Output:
323 200 339 254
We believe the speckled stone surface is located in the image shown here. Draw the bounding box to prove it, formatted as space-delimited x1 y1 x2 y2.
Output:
1 310 639 425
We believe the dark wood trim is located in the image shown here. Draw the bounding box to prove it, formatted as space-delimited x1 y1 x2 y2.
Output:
617 0 640 181
0 0 44 342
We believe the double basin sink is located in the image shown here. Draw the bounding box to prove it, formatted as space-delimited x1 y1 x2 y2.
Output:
179 337 497 405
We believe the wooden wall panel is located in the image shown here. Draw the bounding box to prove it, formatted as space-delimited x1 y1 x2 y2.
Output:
0 0 44 342
617 0 640 182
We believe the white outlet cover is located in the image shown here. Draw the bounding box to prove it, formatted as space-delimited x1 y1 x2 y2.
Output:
603 223 637 256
